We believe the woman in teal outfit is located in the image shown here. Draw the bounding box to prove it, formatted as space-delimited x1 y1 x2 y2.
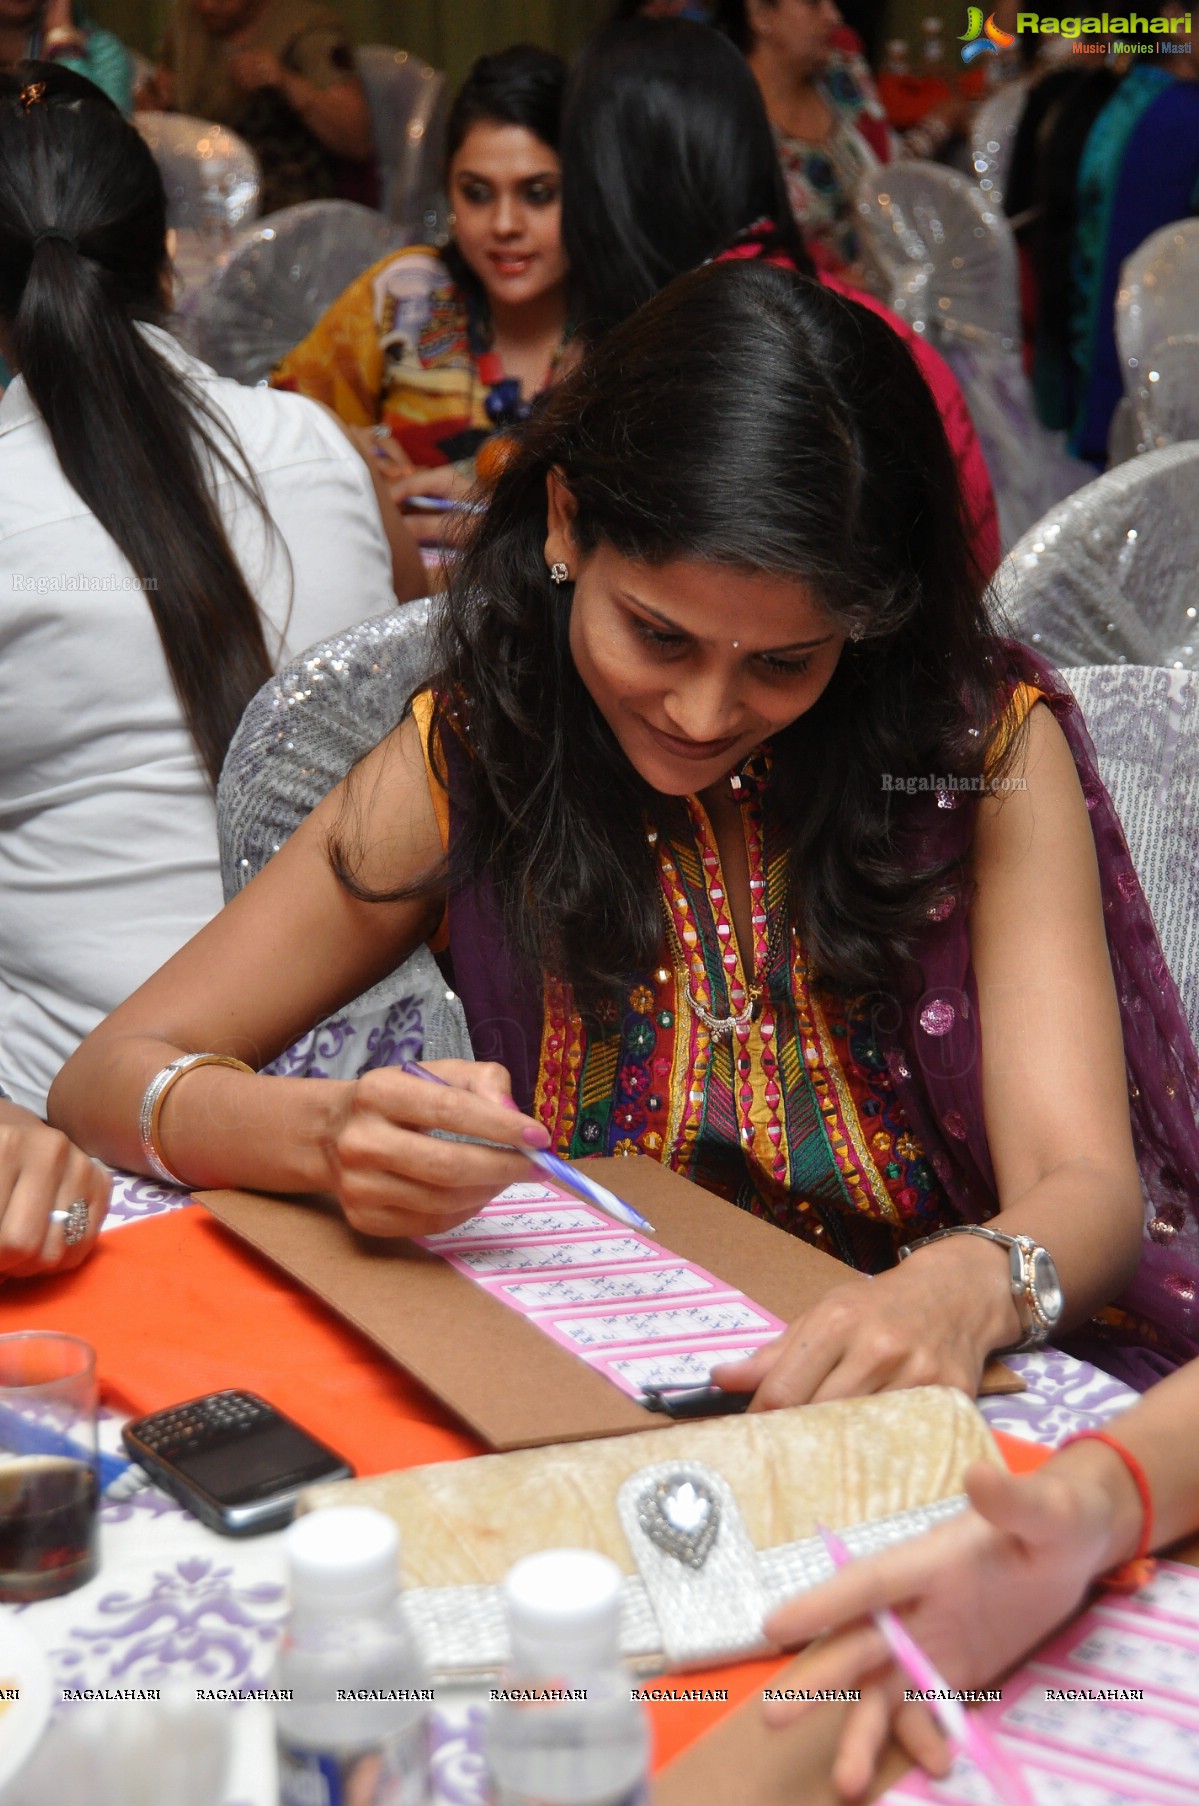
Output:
1 0 132 110
1069 7 1199 461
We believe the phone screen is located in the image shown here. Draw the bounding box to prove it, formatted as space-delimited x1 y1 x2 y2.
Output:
151 1416 346 1505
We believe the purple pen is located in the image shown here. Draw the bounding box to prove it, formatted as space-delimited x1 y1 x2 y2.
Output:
816 1525 1034 1806
398 1060 655 1234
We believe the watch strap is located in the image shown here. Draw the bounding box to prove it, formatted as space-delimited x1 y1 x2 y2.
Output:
899 1224 1053 1356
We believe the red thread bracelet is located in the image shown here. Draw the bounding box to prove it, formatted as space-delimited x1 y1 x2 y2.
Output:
1060 1429 1155 1592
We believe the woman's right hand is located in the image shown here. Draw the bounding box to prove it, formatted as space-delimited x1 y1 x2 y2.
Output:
0 1102 111 1281
343 424 414 488
322 1060 551 1237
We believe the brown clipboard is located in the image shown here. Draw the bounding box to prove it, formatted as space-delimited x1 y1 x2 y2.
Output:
198 1157 1020 1453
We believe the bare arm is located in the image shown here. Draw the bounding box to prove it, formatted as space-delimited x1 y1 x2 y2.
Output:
48 718 546 1230
895 701 1143 1338
717 703 1143 1407
321 409 427 603
277 70 373 161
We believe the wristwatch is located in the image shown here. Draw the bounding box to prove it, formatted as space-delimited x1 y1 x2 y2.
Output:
897 1225 1064 1354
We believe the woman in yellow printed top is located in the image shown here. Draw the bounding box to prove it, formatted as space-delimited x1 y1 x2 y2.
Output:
272 44 568 496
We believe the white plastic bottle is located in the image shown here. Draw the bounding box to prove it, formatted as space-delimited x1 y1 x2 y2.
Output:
274 1506 431 1806
485 1549 651 1806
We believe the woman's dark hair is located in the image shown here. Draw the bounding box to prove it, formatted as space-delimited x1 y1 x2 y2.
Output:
0 65 273 787
440 44 568 310
340 260 1010 1003
713 0 757 52
445 42 567 166
561 18 813 340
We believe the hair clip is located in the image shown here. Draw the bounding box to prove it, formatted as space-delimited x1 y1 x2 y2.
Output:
19 81 48 111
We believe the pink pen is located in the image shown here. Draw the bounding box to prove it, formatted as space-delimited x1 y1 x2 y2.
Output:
816 1525 1034 1806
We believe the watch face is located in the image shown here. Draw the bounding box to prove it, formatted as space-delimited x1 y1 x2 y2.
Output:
1032 1248 1064 1326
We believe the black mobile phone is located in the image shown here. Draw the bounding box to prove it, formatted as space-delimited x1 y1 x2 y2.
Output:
122 1390 353 1536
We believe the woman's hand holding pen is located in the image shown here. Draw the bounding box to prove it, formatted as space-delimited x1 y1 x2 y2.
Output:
320 1060 550 1238
760 1441 1144 1799
711 1231 1019 1410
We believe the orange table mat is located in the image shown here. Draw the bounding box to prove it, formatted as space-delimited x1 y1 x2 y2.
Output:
1 1206 478 1476
1 1209 1051 1772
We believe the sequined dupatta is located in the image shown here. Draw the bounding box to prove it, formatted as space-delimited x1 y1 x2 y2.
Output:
883 643 1199 1387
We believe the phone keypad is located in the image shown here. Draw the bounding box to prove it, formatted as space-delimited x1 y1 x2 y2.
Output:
138 1391 271 1459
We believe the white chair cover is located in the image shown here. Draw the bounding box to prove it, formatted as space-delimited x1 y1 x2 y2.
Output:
1064 664 1199 1039
134 111 261 235
855 162 1090 551
1138 334 1199 452
1115 218 1199 452
189 199 408 385
992 441 1199 668
355 45 448 240
1106 396 1139 469
218 602 472 1078
969 78 1028 210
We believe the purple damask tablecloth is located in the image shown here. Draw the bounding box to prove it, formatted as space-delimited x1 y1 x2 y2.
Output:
0 1177 1139 1805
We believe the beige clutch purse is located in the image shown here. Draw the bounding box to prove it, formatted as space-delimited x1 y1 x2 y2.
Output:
300 1386 999 1676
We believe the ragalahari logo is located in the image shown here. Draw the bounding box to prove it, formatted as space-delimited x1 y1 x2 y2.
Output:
960 7 1018 56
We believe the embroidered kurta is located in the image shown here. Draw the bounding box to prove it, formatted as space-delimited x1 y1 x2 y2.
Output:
531 755 950 1275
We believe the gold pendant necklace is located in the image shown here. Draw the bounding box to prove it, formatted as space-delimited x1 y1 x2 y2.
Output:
657 885 790 1042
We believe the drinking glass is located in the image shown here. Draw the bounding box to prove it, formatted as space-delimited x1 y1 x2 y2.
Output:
0 1332 98 1603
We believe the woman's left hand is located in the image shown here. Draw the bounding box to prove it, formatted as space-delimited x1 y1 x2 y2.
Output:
711 1234 1013 1409
0 1102 111 1280
390 461 474 509
760 1444 1136 1798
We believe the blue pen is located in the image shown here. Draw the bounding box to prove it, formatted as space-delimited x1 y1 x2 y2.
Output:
398 1060 655 1234
0 1400 130 1492
401 496 486 515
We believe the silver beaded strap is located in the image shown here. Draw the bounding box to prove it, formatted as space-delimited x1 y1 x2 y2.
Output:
138 1053 254 1187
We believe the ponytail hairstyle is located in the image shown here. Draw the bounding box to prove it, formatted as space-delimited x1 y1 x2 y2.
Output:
0 64 274 787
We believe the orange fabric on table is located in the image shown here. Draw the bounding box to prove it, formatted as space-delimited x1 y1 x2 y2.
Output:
993 1428 1053 1476
0 1208 479 1476
0 1208 1054 1772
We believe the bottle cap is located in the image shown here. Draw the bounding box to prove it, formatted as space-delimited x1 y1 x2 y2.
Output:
503 1550 623 1665
285 1507 400 1615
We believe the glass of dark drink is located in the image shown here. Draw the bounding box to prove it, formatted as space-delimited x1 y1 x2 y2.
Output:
0 1332 98 1603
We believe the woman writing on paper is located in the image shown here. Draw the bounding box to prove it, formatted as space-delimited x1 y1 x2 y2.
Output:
51 260 1199 1409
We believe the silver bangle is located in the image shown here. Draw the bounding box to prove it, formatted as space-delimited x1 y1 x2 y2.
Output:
138 1053 254 1187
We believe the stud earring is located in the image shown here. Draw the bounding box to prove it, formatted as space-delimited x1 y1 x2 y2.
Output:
732 640 741 649
849 626 864 642
549 562 570 585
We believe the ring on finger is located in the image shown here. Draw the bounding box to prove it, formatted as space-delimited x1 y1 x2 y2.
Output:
48 1197 90 1247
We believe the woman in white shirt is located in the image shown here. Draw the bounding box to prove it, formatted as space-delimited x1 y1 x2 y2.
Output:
0 63 398 1238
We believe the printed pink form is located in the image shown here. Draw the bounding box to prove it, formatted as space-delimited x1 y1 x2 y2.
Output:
417 1177 786 1400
